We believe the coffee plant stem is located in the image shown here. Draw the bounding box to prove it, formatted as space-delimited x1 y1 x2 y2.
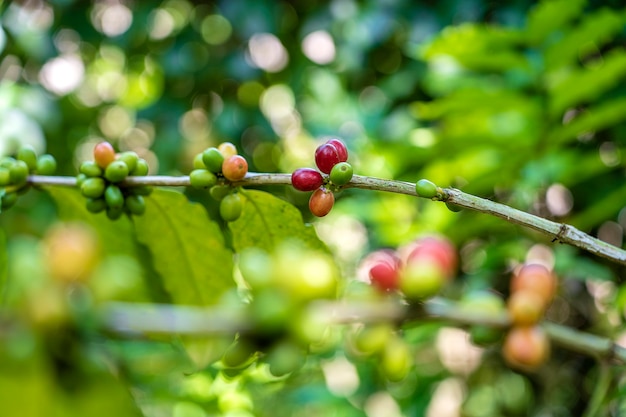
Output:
27 173 626 265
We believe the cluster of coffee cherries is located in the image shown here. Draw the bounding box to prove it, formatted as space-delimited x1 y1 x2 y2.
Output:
218 243 338 377
362 235 458 300
0 145 57 210
77 141 152 220
502 263 556 370
190 142 248 222
291 138 353 217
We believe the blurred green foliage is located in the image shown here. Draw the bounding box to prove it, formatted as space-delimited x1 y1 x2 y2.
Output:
1 0 626 416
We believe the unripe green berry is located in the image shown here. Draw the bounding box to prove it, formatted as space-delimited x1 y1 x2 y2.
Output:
36 154 57 175
104 160 129 183
265 340 306 377
131 159 149 176
124 194 146 215
81 177 106 199
0 168 10 186
0 157 16 169
190 169 217 189
104 185 124 209
85 198 107 213
9 160 29 185
202 147 225 173
220 193 243 222
17 145 38 171
222 338 256 369
106 205 124 221
80 161 103 177
116 151 138 173
415 179 438 199
445 201 462 212
1 192 18 209
193 153 206 169
329 161 353 186
131 185 153 196
76 173 88 188
209 185 231 201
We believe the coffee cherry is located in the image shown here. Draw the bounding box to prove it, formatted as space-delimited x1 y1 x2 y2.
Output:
80 161 103 177
131 158 149 176
104 160 129 183
193 153 206 170
81 177 106 199
266 340 306 377
415 179 438 199
401 236 457 279
36 154 57 175
76 173 87 188
218 142 238 159
353 324 393 355
116 151 139 173
93 141 116 168
0 168 10 186
85 198 107 213
202 147 225 173
445 201 462 212
510 264 557 305
326 138 348 162
364 250 401 292
220 192 243 222
44 223 100 283
105 184 124 209
380 336 412 382
400 259 446 300
460 291 506 346
210 185 231 201
314 143 341 174
503 326 550 370
508 290 547 326
308 188 334 217
190 169 217 189
106 206 124 220
9 160 29 185
124 194 146 215
329 162 353 186
17 145 38 171
131 185 153 196
0 156 16 168
222 155 248 181
291 168 324 192
1 192 18 209
222 338 256 369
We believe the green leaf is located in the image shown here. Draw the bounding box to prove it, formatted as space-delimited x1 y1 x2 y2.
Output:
229 190 327 253
134 189 233 306
525 0 586 45
545 8 626 70
548 49 626 116
45 187 135 255
549 97 626 143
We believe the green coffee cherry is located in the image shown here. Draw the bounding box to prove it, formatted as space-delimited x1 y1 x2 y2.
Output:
124 194 146 215
9 160 29 185
36 154 57 175
105 185 124 209
209 185 231 201
329 161 353 186
190 169 218 189
76 173 88 188
131 158 149 176
222 338 256 369
106 206 124 220
85 198 107 213
116 152 138 173
445 201 462 212
104 160 129 183
17 145 38 171
415 179 438 199
1 192 18 209
265 340 306 377
193 153 206 169
220 193 243 222
0 168 10 186
81 177 106 199
131 185 153 196
0 157 16 169
80 161 103 177
202 147 224 173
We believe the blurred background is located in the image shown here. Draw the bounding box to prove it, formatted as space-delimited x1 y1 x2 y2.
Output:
2 0 626 416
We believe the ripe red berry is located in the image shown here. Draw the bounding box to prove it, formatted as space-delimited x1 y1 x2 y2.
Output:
401 236 457 279
510 264 557 305
363 250 401 292
291 168 324 191
222 155 248 181
315 144 341 174
308 188 334 217
503 326 550 370
326 138 348 162
93 141 116 169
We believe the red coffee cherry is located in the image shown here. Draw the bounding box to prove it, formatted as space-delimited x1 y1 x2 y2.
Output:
401 236 457 279
291 168 324 191
503 326 550 371
315 143 341 174
308 188 334 217
326 138 348 162
93 141 116 169
510 264 557 305
222 155 248 181
363 250 401 292
508 290 547 326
